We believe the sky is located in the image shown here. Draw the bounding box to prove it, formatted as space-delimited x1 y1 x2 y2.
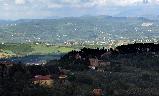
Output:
0 0 159 20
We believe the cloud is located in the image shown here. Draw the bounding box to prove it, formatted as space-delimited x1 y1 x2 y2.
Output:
0 0 159 19
111 0 141 6
87 0 143 7
15 0 26 5
47 3 63 8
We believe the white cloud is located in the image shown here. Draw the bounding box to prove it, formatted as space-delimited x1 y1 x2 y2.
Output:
152 0 159 4
77 0 159 7
15 0 26 5
88 0 143 7
113 0 142 6
63 0 81 4
66 0 143 9
47 3 63 8
0 0 159 19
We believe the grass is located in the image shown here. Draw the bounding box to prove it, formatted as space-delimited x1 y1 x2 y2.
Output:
30 44 75 55
0 43 107 57
1 43 106 56
30 44 57 54
56 46 75 53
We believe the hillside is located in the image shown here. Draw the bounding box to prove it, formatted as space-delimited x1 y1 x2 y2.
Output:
45 43 159 96
1 43 159 96
0 16 158 44
0 43 75 58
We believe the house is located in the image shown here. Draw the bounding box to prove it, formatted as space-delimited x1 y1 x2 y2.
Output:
26 60 47 66
58 69 68 83
92 89 103 96
98 60 111 66
97 61 111 72
89 58 99 67
59 75 67 79
75 53 81 60
59 75 68 84
64 41 78 45
88 66 96 70
32 75 54 88
89 58 111 71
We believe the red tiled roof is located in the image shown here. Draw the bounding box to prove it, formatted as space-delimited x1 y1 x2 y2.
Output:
93 89 102 96
32 75 52 81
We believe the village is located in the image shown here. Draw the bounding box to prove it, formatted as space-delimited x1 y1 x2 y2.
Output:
1 43 159 96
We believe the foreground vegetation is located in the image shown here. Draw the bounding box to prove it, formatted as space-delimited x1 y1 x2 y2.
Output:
1 43 159 96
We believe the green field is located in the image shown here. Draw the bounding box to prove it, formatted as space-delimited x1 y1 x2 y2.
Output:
0 43 76 56
0 43 107 57
30 44 75 54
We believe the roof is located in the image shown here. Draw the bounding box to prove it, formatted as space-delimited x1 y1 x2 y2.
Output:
93 89 102 95
32 75 52 81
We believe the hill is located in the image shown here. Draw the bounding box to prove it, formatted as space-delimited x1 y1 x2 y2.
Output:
0 16 158 44
45 43 159 96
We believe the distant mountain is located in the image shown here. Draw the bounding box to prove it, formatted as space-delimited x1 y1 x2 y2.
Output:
0 20 13 25
0 16 158 43
46 16 63 19
117 4 159 20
